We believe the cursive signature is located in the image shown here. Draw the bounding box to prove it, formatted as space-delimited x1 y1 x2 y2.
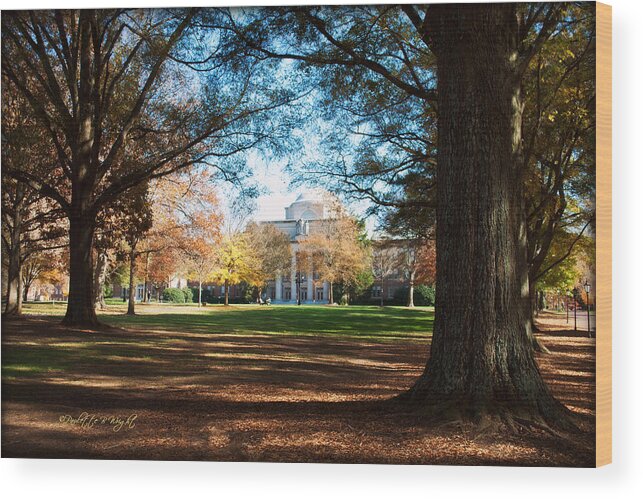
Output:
59 412 138 432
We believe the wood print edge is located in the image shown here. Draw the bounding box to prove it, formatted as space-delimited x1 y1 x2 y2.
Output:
595 0 612 468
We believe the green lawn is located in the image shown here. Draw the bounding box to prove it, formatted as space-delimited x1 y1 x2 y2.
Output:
20 302 434 342
5 303 433 379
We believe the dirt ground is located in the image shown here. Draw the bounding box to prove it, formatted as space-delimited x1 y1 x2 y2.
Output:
1 312 595 466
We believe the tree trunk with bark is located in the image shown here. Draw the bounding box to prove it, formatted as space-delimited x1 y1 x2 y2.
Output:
127 244 137 315
527 281 551 353
93 249 109 310
142 253 150 303
408 270 416 308
328 281 334 304
4 251 22 316
4 183 24 317
62 213 100 327
224 279 229 306
402 4 572 431
62 14 101 328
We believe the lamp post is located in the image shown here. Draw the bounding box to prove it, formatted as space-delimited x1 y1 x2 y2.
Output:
584 280 592 337
566 292 569 324
574 291 577 331
296 270 301 306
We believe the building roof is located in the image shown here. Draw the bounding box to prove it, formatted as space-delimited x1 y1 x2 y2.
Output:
292 190 325 204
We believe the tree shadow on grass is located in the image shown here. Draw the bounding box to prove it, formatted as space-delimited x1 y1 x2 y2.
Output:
2 316 595 466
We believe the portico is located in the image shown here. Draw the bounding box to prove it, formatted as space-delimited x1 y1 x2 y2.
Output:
261 192 331 304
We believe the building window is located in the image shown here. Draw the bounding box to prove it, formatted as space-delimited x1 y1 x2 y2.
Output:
371 286 382 298
284 289 291 300
316 288 324 301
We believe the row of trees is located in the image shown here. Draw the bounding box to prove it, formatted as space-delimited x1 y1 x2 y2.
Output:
2 5 595 431
1 8 298 325
126 200 435 309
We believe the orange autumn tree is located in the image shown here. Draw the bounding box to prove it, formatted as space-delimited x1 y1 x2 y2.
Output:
398 239 436 308
303 199 370 305
139 170 223 304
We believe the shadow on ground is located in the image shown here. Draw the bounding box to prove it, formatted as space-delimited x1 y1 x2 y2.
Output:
2 314 595 466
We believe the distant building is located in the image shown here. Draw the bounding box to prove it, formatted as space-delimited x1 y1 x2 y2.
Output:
260 192 333 303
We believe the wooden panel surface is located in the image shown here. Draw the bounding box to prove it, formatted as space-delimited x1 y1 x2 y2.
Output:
596 1 612 468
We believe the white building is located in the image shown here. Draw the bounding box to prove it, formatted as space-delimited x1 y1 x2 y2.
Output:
261 192 332 304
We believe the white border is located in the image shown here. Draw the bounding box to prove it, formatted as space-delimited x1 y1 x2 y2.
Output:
1 0 641 497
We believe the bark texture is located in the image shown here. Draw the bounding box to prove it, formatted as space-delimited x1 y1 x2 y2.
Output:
62 214 100 327
61 14 101 328
407 271 416 308
126 244 137 315
3 183 24 316
402 4 572 431
93 249 109 310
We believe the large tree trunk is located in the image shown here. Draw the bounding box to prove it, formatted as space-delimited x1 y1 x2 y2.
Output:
62 213 100 327
62 12 101 328
127 244 137 315
224 279 229 306
402 4 572 431
4 184 24 317
4 251 22 316
93 249 109 310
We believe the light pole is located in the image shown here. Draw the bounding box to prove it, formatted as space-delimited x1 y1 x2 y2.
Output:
566 292 569 324
574 291 577 331
296 270 301 306
584 280 592 337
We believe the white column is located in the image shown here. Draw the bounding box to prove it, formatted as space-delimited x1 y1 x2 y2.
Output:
290 251 297 302
323 281 329 303
275 274 282 301
306 255 313 303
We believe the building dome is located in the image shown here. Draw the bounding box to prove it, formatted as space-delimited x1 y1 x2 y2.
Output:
285 190 328 220
293 190 323 203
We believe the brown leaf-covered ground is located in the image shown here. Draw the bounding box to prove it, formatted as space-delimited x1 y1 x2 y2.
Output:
1 307 595 466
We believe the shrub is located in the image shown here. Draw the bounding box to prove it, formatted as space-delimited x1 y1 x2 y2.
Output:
393 285 436 306
183 287 194 303
162 288 185 303
415 285 436 306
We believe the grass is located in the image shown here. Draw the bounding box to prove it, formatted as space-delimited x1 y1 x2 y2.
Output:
5 303 434 377
20 302 434 342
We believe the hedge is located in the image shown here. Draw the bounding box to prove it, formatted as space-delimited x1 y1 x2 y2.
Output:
162 288 185 303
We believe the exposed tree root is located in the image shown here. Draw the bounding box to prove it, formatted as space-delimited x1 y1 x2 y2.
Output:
530 323 552 354
389 389 580 437
59 317 124 333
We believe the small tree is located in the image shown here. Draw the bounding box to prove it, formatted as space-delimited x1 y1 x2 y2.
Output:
211 234 260 306
244 222 292 297
371 241 399 307
304 204 370 304
184 238 219 306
